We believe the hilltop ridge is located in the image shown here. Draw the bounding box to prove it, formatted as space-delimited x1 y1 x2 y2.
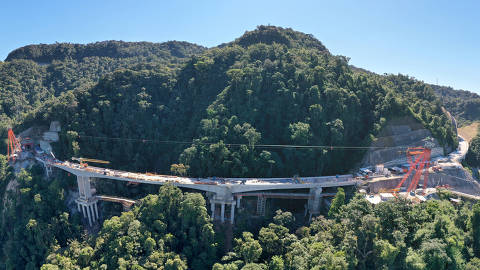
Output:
5 40 206 63
227 25 329 52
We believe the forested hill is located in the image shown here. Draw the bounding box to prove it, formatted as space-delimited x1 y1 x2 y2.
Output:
5 40 206 63
14 25 457 178
0 40 205 129
352 65 480 127
430 84 480 126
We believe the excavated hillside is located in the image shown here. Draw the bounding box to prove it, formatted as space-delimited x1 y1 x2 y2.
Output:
362 116 445 167
363 116 480 195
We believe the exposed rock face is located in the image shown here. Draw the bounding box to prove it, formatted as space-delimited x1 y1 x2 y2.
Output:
362 114 480 195
40 122 61 152
362 116 443 166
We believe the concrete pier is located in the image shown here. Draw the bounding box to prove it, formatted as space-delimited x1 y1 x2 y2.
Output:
220 203 225 223
76 197 99 226
210 201 216 221
236 196 241 208
307 187 323 220
230 203 235 224
75 176 99 226
210 193 236 224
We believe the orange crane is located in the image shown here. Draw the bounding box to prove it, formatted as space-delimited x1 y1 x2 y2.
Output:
7 128 21 161
71 157 110 168
394 147 431 196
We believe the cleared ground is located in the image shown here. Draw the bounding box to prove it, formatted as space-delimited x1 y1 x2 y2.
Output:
458 122 479 142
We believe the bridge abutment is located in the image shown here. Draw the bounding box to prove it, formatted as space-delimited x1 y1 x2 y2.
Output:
35 157 53 177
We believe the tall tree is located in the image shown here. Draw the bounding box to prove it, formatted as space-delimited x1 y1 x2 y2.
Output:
472 202 480 257
328 187 345 218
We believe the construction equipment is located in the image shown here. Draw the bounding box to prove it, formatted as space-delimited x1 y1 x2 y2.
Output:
394 147 431 196
7 129 21 161
71 157 110 168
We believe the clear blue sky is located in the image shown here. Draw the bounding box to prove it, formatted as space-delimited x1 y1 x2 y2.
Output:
1 0 478 93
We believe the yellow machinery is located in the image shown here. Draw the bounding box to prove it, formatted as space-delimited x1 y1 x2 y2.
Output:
72 157 110 167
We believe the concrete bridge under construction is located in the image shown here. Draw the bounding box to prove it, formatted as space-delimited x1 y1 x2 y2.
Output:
35 156 360 226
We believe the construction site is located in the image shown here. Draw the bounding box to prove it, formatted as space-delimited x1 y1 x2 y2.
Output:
5 115 480 227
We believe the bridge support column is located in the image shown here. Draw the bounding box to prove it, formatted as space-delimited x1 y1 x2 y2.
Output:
230 203 235 224
86 204 93 226
236 196 241 208
76 198 99 226
220 203 225 223
75 175 99 226
44 164 52 177
94 203 99 219
308 187 322 221
210 192 235 224
210 202 215 221
77 176 93 201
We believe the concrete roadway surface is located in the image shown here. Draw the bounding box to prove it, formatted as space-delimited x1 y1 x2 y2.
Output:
449 135 469 163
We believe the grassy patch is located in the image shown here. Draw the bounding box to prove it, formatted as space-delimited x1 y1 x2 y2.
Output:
459 121 479 142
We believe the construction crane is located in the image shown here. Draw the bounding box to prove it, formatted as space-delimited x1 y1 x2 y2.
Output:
393 147 431 196
71 157 110 168
7 128 21 161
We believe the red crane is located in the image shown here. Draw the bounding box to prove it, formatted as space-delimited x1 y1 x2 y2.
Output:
7 128 21 161
394 147 431 195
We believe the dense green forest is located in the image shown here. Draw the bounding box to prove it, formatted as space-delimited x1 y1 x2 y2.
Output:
0 26 468 269
352 68 480 128
0 40 205 133
36 184 480 270
0 156 81 269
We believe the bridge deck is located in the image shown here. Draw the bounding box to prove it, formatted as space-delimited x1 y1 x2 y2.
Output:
36 156 359 193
